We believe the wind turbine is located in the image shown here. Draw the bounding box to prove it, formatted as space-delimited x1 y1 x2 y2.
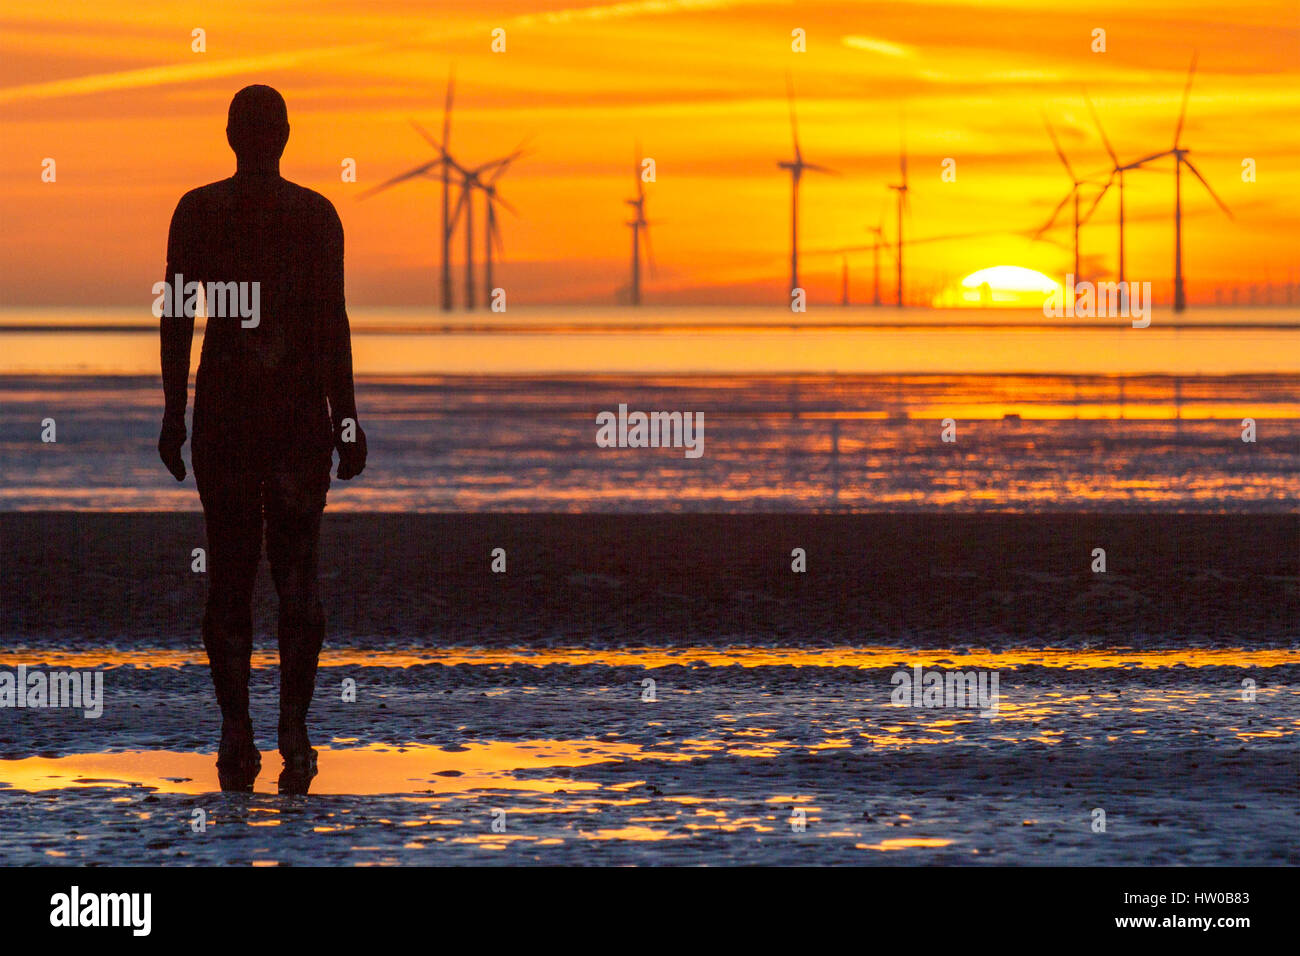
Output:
867 206 888 306
402 114 523 310
446 148 525 310
480 152 523 305
451 164 480 309
1035 117 1105 285
362 72 525 311
1082 91 1128 289
403 117 479 309
439 75 455 311
887 130 908 307
840 211 891 307
777 75 835 298
358 73 462 311
1118 54 1233 312
625 143 654 306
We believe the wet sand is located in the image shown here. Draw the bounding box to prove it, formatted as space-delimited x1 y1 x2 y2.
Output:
4 374 1298 511
0 651 1297 865
3 513 1296 647
0 513 1296 865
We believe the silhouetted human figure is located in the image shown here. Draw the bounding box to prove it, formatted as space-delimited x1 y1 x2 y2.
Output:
159 85 366 792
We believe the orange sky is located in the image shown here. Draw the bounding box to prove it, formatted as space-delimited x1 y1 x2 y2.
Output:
2 0 1298 306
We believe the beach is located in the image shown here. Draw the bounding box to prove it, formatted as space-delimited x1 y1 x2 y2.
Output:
0 315 1296 866
1 513 1296 865
3 513 1297 647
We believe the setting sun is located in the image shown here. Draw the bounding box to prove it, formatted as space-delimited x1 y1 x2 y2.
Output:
934 265 1062 307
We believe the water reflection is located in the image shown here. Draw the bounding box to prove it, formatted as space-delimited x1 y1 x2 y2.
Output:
855 837 955 851
0 741 636 796
7 646 1297 670
3 370 1297 512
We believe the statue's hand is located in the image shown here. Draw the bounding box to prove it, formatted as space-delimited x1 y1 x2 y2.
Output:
336 424 367 480
158 421 187 482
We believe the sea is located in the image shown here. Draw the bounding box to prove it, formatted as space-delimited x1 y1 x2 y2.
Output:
0 304 1296 511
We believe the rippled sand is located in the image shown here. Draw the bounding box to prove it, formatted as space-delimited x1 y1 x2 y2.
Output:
2 648 1296 865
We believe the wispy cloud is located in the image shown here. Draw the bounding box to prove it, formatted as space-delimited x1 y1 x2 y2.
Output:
0 0 766 105
0 43 389 105
841 35 915 58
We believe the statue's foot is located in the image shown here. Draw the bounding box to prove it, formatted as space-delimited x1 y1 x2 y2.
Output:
217 765 259 792
277 763 317 796
216 719 261 791
278 718 318 774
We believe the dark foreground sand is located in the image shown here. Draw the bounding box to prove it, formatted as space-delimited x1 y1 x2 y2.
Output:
0 513 1296 865
3 513 1296 646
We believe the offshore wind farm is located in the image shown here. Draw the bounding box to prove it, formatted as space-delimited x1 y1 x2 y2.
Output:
339 52 1262 315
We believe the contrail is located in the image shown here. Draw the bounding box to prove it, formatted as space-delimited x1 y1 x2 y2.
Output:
0 43 389 105
0 0 766 105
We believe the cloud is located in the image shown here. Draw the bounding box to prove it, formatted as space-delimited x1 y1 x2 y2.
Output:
0 0 763 105
841 35 915 58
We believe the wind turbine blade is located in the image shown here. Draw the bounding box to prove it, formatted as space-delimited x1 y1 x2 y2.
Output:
838 238 898 263
1173 52 1198 147
449 180 470 230
1032 232 1073 253
491 190 518 217
780 72 800 158
1081 177 1112 223
785 72 802 164
1034 189 1074 238
802 162 838 175
489 206 504 255
634 140 644 200
1042 115 1077 182
817 227 1016 256
1182 158 1233 219
1082 90 1118 166
357 159 441 199
484 158 515 184
442 70 455 148
1121 149 1175 171
898 109 907 185
642 222 657 277
907 229 1000 247
488 137 533 184
474 148 524 180
410 120 443 153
